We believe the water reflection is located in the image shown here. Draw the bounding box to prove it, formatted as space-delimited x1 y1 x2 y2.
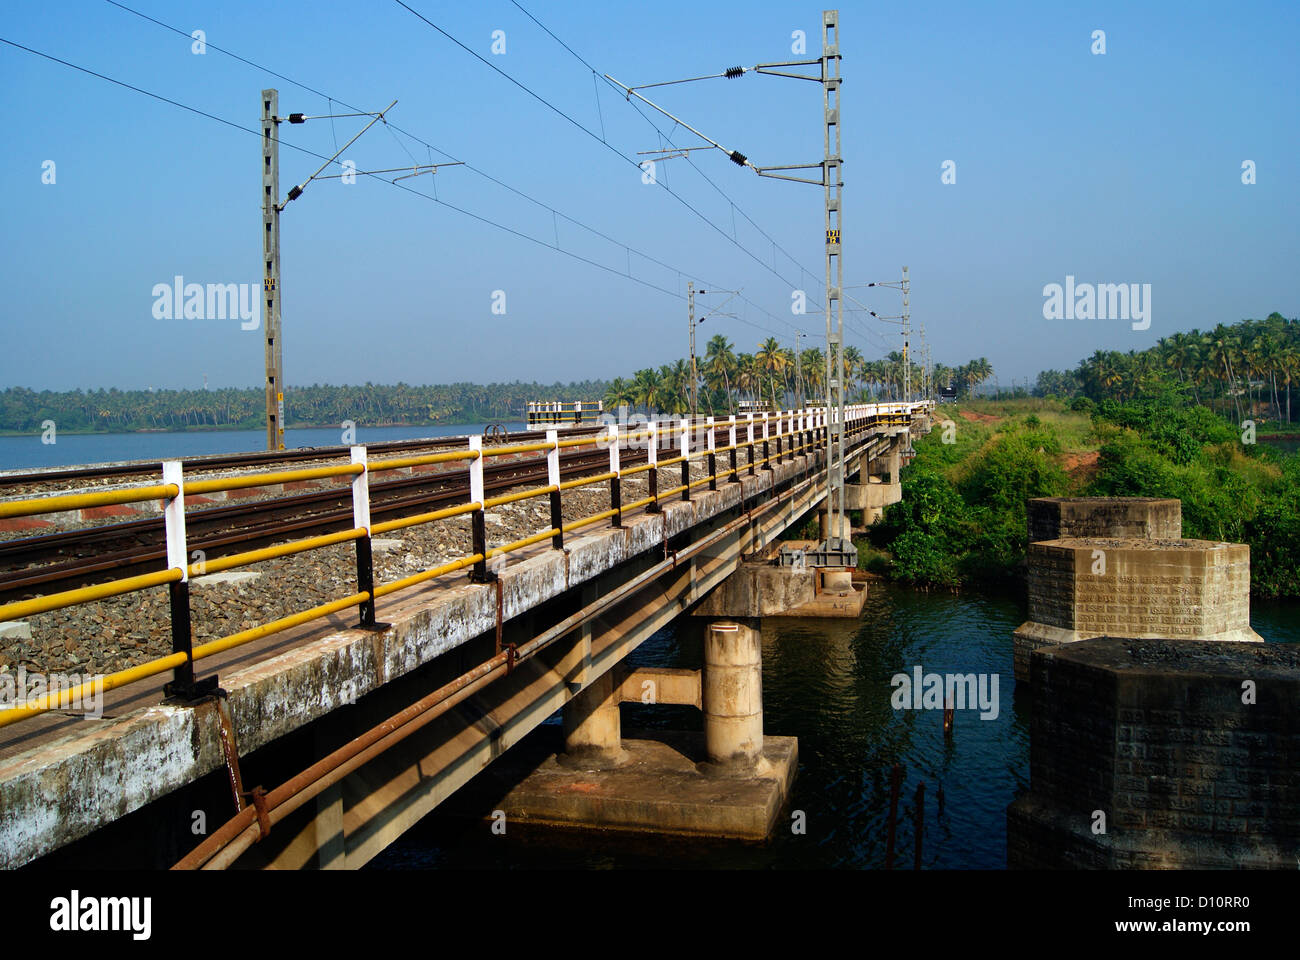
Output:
371 583 1296 869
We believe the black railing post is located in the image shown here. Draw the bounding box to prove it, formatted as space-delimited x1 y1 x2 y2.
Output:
547 429 564 550
608 422 622 527
647 421 661 513
468 436 496 583
679 418 690 502
161 460 216 701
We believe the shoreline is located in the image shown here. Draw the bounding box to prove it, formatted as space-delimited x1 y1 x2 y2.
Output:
0 420 513 438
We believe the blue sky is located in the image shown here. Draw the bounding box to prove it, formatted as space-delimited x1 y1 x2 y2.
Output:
1 0 1296 392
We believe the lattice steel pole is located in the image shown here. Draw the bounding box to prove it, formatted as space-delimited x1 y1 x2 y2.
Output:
261 90 285 451
822 9 846 552
901 265 910 404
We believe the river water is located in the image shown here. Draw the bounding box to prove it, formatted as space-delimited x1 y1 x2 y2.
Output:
369 582 1299 870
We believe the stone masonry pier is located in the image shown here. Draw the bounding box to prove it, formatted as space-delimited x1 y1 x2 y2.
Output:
1027 496 1182 543
1013 497 1261 683
1007 637 1300 869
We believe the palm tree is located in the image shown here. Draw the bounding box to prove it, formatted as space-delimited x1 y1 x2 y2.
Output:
703 334 737 411
755 337 789 409
631 368 663 413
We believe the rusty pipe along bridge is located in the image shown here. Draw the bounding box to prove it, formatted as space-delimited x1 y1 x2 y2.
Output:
0 400 931 869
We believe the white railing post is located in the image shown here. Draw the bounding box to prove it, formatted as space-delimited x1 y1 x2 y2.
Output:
163 460 204 697
706 415 717 490
608 421 622 526
351 445 379 627
163 460 188 584
546 429 564 549
727 414 739 484
468 435 493 581
679 417 691 501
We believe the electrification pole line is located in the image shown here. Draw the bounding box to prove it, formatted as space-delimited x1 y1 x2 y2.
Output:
689 281 698 420
795 330 804 409
862 268 911 404
261 90 406 450
604 8 851 565
262 90 282 451
687 283 740 419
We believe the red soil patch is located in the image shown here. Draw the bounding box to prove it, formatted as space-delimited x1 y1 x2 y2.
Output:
958 410 1000 423
1063 450 1100 479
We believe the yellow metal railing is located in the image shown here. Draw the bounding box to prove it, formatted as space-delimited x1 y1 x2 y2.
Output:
0 402 926 728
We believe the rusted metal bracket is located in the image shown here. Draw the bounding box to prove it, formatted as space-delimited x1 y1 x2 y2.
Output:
505 642 518 675
248 786 272 841
213 693 246 815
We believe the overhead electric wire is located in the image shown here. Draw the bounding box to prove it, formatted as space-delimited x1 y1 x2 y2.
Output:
0 37 785 329
508 0 826 296
90 1 796 338
392 0 809 333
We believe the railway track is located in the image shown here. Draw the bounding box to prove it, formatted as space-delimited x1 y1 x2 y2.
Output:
0 425 603 490
0 439 649 604
0 414 868 605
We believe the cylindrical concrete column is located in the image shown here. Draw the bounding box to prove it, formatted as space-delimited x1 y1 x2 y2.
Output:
818 509 852 541
562 669 624 766
703 621 763 770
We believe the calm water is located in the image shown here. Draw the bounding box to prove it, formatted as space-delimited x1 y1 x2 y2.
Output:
0 423 527 472
368 584 1298 870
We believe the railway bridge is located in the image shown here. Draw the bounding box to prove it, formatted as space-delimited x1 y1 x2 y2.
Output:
0 401 930 869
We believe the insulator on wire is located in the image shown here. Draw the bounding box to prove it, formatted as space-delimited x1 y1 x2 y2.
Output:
288 113 306 124
729 151 747 166
725 66 745 79
286 185 303 202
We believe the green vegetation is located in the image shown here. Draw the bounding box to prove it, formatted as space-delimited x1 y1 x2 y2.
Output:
604 334 994 415
868 393 1300 598
1038 312 1300 430
0 381 609 434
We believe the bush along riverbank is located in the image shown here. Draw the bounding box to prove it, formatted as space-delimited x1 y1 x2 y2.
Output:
864 394 1300 599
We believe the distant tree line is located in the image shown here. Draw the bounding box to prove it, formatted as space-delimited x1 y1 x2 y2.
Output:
1034 312 1299 426
602 334 995 414
0 381 609 433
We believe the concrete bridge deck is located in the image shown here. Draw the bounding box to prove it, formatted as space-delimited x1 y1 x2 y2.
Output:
0 404 930 869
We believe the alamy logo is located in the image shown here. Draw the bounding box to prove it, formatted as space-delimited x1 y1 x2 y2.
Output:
152 275 259 329
890 666 999 720
0 667 104 719
50 890 151 940
1042 275 1151 330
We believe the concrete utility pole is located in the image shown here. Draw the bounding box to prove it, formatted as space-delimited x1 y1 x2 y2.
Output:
259 90 428 451
901 265 910 403
794 330 804 408
688 281 698 420
262 90 284 451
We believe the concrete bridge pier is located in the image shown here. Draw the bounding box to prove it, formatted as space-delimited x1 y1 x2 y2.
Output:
559 669 627 769
700 621 764 776
841 433 904 528
469 617 796 840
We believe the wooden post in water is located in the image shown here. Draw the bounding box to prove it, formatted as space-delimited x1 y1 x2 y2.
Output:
885 762 902 868
913 781 926 870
